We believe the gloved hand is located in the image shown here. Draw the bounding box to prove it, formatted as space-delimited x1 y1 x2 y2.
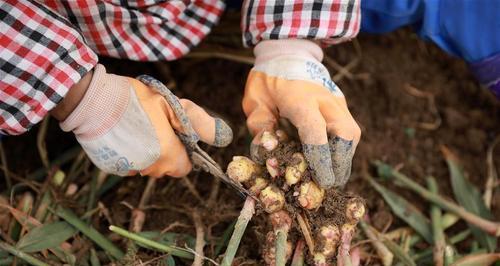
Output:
59 64 232 177
243 40 361 188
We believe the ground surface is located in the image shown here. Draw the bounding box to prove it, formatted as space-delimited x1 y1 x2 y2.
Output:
2 11 499 265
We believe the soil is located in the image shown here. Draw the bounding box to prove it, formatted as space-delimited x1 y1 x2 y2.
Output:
1 10 499 265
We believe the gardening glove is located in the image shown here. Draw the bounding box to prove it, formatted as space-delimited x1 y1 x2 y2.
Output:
60 64 233 177
243 40 361 189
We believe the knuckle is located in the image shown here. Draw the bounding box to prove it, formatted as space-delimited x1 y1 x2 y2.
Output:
351 122 362 143
179 98 195 110
170 161 192 177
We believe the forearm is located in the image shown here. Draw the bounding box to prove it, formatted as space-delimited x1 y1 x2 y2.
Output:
0 0 97 135
51 70 93 121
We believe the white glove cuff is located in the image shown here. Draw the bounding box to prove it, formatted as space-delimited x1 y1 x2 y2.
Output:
253 39 324 66
60 64 130 140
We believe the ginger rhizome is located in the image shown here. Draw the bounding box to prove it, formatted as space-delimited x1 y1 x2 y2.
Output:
227 129 365 265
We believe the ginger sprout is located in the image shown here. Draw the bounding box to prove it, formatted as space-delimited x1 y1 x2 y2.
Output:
248 177 268 195
297 181 325 210
266 157 280 178
261 131 279 151
345 198 365 225
285 153 307 185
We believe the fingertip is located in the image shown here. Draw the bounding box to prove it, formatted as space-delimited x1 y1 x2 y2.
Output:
352 122 362 147
249 129 278 163
329 136 355 187
213 118 233 147
302 143 336 189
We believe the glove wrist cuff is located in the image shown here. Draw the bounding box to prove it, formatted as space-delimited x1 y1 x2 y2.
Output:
254 39 324 66
60 64 130 139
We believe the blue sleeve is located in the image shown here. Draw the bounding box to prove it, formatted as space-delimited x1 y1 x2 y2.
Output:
360 0 424 34
360 0 500 63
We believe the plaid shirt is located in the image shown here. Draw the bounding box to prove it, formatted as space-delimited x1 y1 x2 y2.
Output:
0 0 360 135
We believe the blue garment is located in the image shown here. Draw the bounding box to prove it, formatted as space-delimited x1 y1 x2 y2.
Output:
360 0 500 97
360 0 500 63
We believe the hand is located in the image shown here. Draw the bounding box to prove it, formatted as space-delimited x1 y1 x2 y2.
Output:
57 64 232 177
243 40 361 188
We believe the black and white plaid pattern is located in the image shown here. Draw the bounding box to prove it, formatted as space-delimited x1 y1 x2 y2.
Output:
0 0 98 135
242 0 360 47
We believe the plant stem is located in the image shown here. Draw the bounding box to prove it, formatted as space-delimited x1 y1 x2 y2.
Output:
337 226 355 266
291 240 305 266
0 240 49 266
483 135 499 209
413 229 471 261
374 161 500 236
427 177 445 266
51 206 124 260
443 245 455 265
186 51 254 65
275 229 288 266
220 197 255 266
109 225 194 259
191 210 206 266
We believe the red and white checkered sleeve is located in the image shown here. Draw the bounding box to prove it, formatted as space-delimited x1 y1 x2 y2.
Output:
0 0 98 135
241 0 361 47
45 0 225 61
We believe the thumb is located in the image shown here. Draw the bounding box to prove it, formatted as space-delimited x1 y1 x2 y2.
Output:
176 99 233 147
245 105 278 162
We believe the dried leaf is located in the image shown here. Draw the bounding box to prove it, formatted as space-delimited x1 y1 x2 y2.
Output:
16 221 76 252
364 222 415 266
442 146 497 252
450 253 500 266
367 176 433 244
0 203 41 228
